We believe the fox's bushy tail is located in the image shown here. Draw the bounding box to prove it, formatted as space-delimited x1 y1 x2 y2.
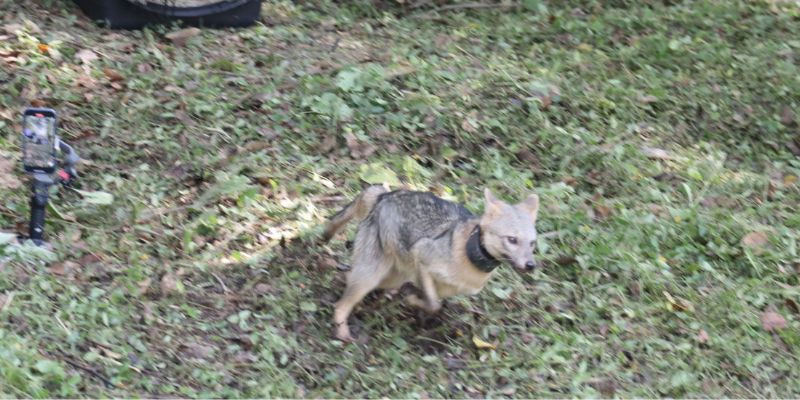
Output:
321 185 388 242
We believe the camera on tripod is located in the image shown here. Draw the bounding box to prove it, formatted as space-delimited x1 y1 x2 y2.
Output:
20 108 79 245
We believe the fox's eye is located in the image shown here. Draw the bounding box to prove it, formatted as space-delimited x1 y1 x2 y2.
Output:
506 236 518 245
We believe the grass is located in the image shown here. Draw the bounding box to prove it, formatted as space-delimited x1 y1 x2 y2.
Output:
1 0 800 397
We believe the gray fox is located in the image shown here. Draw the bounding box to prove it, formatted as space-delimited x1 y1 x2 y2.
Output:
322 186 540 342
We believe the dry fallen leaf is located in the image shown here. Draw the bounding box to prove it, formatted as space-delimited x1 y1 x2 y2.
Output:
637 94 658 104
344 132 376 159
320 257 338 269
0 48 20 58
598 325 609 337
0 107 12 121
761 310 787 332
781 105 795 126
136 277 152 296
594 204 612 221
697 329 709 344
587 377 616 397
472 335 496 350
0 158 22 190
785 298 800 315
75 73 97 89
434 34 451 49
444 356 467 370
137 62 153 73
47 261 79 276
741 231 768 249
98 347 123 360
521 332 537 344
663 291 694 312
142 301 156 323
461 111 479 133
77 253 103 266
37 43 49 54
515 147 539 166
182 340 215 359
257 126 277 140
165 27 201 46
319 134 337 154
75 49 98 64
253 283 272 296
103 67 124 82
640 146 672 160
160 272 182 295
2 23 23 35
647 203 666 216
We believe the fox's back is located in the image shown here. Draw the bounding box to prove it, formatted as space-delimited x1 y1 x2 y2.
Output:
370 190 474 250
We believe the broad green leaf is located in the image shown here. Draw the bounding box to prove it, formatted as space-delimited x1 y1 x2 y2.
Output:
358 163 400 186
75 190 114 205
0 232 16 246
336 69 360 92
492 287 513 300
47 201 67 220
686 167 703 181
34 359 64 376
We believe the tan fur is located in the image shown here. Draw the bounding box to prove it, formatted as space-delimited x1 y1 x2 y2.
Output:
324 187 539 342
436 221 495 296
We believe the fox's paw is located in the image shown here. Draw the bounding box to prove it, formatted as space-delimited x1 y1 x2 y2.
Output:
335 324 355 343
406 294 441 314
405 294 427 309
336 332 356 343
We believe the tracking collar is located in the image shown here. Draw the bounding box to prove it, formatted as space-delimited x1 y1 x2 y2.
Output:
466 225 501 273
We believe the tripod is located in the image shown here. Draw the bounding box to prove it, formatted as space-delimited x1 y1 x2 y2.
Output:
26 140 79 246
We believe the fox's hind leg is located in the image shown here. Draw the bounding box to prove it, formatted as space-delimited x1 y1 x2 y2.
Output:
333 226 391 342
405 267 442 314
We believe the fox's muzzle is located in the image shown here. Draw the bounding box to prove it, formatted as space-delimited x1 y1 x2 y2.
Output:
511 259 537 272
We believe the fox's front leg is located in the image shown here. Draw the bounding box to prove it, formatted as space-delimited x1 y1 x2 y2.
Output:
406 269 442 313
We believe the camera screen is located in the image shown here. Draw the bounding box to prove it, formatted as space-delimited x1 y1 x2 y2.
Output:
22 114 57 170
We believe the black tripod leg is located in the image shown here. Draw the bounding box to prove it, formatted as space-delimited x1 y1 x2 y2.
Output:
29 182 49 244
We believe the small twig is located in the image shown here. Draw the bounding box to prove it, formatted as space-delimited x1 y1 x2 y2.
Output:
409 0 434 9
467 307 486 316
415 335 454 349
52 349 115 388
135 204 191 223
330 36 341 53
211 272 230 294
435 2 516 12
55 314 71 335
539 230 566 239
410 1 517 18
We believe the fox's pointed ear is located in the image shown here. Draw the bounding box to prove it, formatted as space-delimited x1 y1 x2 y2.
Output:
520 193 539 221
484 188 502 215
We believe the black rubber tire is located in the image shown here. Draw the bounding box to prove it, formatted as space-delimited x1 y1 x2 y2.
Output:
72 0 261 29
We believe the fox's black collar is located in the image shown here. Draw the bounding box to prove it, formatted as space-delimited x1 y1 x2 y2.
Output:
466 226 501 273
